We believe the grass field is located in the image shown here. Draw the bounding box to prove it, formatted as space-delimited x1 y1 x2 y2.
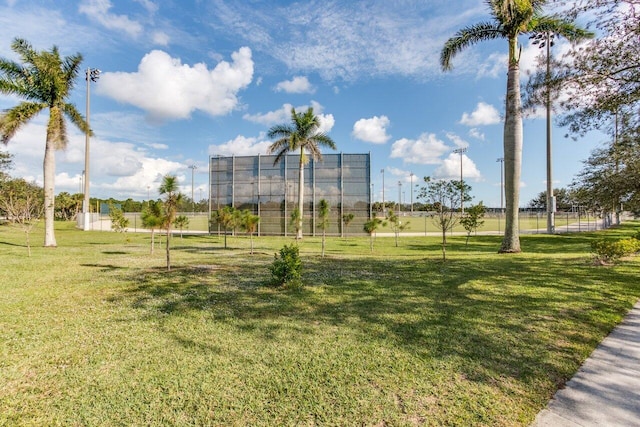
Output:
121 211 602 234
1 221 639 426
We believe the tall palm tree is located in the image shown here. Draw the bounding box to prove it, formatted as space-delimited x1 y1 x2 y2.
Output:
0 38 90 247
268 107 337 240
159 175 182 271
440 0 592 253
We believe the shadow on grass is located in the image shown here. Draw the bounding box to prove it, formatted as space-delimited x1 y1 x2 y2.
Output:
108 247 640 390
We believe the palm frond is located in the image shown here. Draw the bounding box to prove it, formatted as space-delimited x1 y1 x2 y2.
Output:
46 106 67 149
528 15 594 41
0 102 46 144
441 22 505 70
62 103 91 136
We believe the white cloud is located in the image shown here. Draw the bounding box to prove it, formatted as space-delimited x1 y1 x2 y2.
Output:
209 2 487 81
433 152 482 181
468 128 485 140
243 101 334 134
1 118 188 199
152 31 170 46
390 133 450 165
476 52 507 78
208 134 272 157
274 76 315 94
445 132 469 149
134 0 158 14
459 102 501 126
352 116 391 144
96 47 254 121
78 0 143 38
244 104 293 126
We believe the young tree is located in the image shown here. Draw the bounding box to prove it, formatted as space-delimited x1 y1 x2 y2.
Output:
0 178 44 256
385 210 410 248
211 206 239 249
239 210 260 255
159 175 182 271
141 200 163 254
419 178 465 261
460 202 486 247
109 204 130 235
267 107 337 239
342 212 354 239
317 199 330 257
363 215 385 253
173 215 189 239
0 38 91 247
441 1 592 253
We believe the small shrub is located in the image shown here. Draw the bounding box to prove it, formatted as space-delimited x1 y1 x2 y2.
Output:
268 244 303 289
591 238 640 264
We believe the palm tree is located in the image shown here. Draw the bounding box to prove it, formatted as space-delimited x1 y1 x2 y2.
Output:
440 0 592 253
268 107 337 240
142 200 163 254
239 209 260 255
159 175 182 271
0 38 90 247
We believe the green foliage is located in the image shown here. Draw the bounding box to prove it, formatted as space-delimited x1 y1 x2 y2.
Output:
317 199 330 256
342 212 354 237
460 202 486 246
54 192 83 221
385 210 410 247
268 244 303 289
0 177 44 256
211 206 240 249
527 188 576 211
239 210 260 255
363 215 386 253
109 204 129 234
591 238 640 263
141 200 164 254
419 177 468 260
289 207 301 238
173 215 189 238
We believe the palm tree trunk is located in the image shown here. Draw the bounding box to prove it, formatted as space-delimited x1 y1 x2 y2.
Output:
43 138 57 247
297 153 304 240
500 36 523 253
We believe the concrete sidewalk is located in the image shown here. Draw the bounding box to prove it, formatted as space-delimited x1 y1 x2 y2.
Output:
532 300 640 426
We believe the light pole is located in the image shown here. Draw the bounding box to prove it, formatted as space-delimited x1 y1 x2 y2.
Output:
398 181 402 215
381 168 385 214
532 31 556 234
453 147 467 213
410 172 414 213
83 67 100 231
188 164 197 216
497 157 504 234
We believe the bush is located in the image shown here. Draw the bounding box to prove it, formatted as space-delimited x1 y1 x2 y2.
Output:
268 244 303 289
591 238 640 263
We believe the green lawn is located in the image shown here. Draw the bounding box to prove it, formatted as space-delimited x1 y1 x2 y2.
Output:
1 221 639 426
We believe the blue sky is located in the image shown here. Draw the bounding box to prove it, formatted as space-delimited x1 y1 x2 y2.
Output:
0 0 605 207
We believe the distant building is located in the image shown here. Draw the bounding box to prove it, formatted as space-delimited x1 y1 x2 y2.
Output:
209 153 371 236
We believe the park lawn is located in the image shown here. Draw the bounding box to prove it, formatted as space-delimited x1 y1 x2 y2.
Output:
1 221 639 426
